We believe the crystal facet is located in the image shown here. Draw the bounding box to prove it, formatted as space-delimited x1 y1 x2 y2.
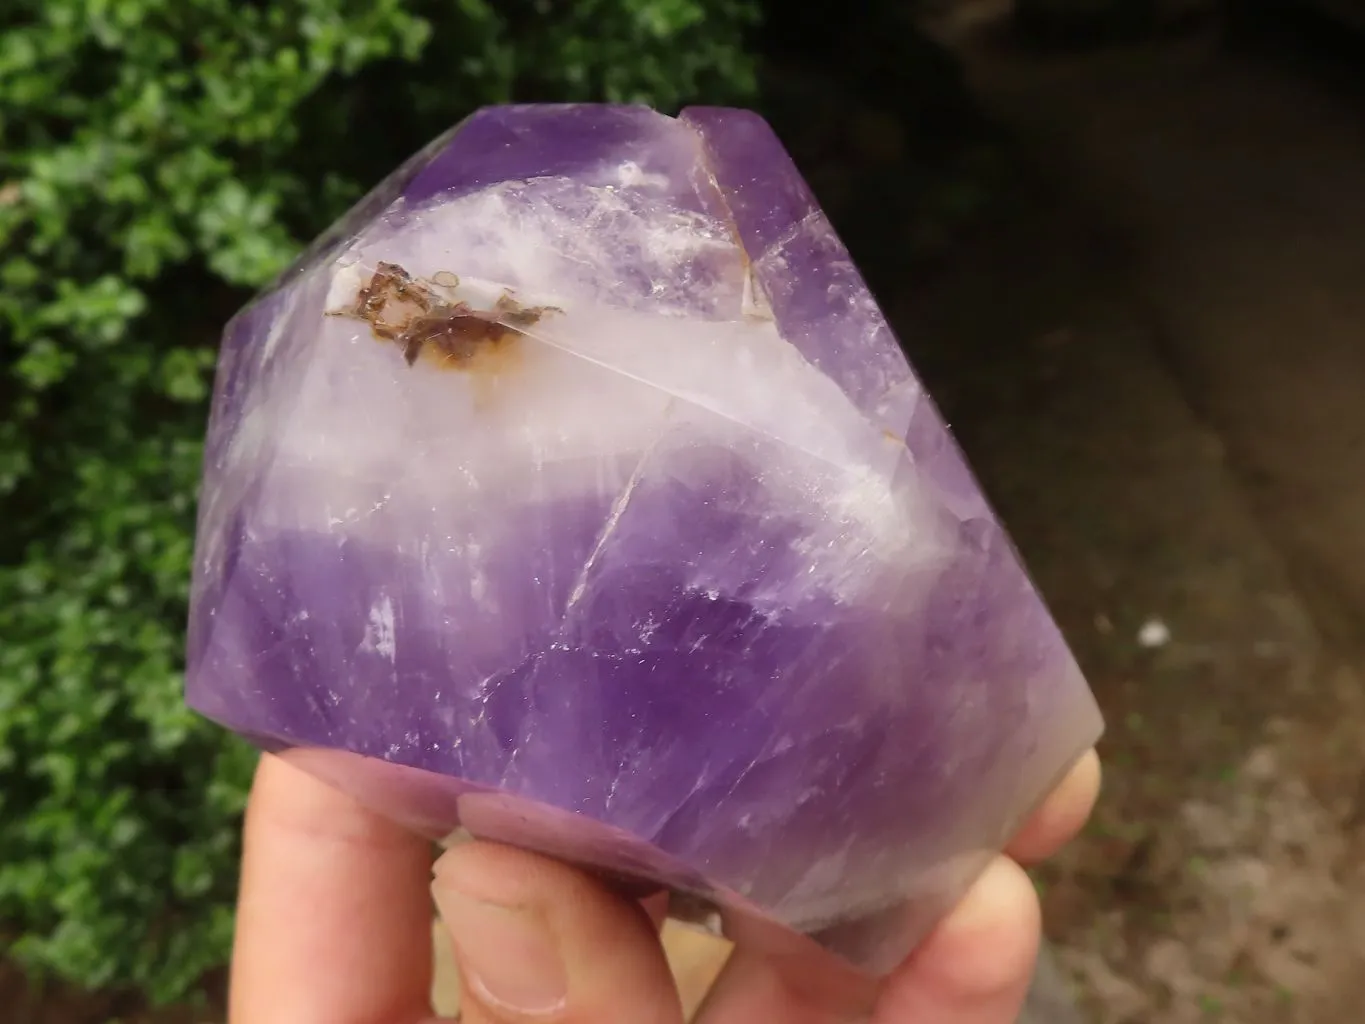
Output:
187 104 1103 974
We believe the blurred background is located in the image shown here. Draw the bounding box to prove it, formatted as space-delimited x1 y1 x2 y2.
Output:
3 0 1365 1021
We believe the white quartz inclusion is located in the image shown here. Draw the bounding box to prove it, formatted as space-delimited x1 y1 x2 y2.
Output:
251 177 952 587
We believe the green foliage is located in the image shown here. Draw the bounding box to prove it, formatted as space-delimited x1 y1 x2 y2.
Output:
0 0 758 1003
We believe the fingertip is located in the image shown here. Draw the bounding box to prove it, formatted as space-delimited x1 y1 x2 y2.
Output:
876 856 1040 1023
231 754 436 1024
432 838 578 907
433 842 683 1023
923 856 1041 996
1008 747 1102 864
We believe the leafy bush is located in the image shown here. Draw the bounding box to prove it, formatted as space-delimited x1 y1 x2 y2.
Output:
0 0 758 1003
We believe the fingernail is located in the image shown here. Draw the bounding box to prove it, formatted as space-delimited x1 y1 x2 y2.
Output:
435 887 569 1016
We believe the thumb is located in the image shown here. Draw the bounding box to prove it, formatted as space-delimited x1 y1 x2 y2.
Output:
432 840 684 1024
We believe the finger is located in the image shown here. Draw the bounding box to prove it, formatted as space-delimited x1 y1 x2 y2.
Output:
874 855 1040 1024
691 910 878 1024
230 753 437 1024
433 840 685 1024
1006 747 1102 864
691 949 870 1024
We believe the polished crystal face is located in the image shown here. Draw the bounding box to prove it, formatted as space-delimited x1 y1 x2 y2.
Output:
186 104 1102 973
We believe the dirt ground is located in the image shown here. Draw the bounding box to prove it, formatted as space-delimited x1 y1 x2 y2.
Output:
910 6 1365 1021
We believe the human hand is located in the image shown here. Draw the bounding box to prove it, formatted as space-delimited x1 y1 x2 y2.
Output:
230 748 1100 1024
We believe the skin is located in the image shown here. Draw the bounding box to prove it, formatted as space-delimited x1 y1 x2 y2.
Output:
231 747 1101 1024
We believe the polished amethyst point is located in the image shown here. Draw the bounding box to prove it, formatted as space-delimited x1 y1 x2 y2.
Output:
187 104 1102 974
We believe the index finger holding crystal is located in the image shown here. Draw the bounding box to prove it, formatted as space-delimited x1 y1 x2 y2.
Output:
229 754 438 1024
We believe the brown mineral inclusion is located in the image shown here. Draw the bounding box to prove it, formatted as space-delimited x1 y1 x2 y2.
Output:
328 261 560 370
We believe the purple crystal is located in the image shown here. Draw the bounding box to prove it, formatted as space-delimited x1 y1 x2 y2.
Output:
187 104 1102 975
